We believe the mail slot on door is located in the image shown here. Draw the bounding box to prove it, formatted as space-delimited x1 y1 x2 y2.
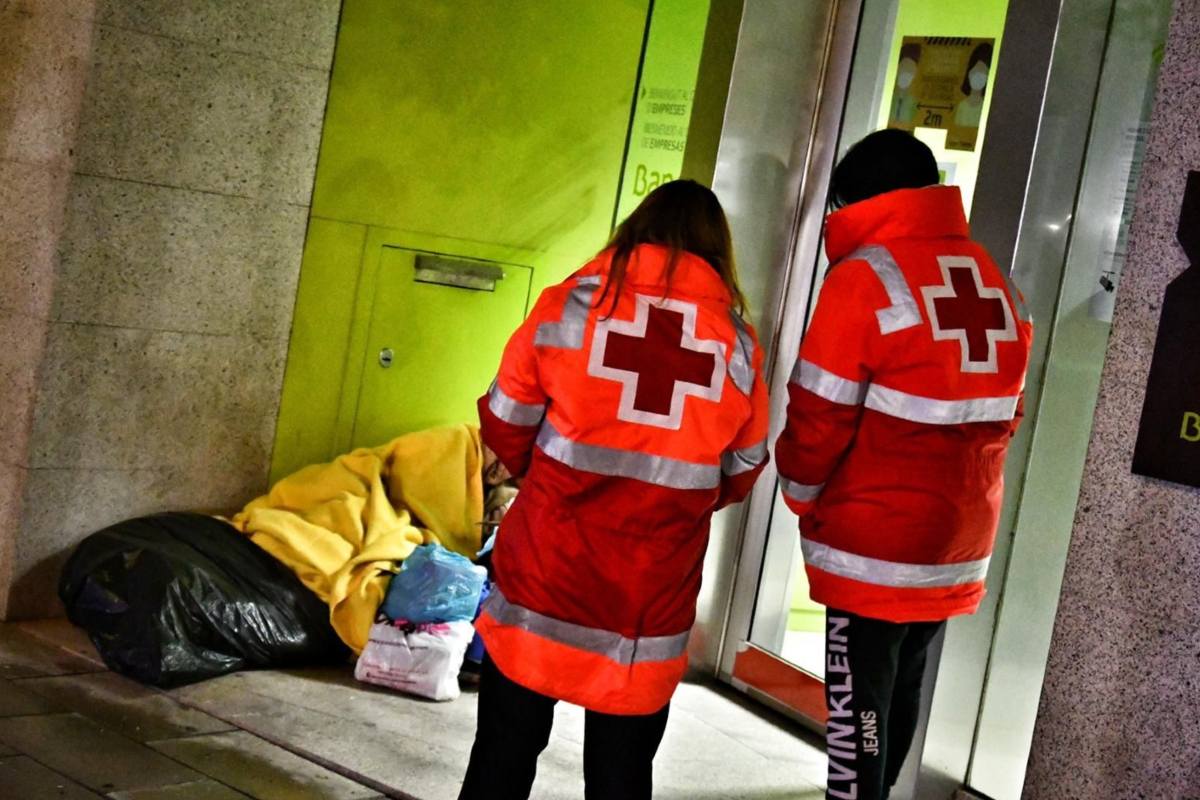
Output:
414 254 505 291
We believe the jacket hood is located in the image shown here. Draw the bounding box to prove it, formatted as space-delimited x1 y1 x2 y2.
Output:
825 185 970 264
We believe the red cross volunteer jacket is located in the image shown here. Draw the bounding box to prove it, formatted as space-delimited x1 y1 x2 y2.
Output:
475 243 770 715
776 186 1033 623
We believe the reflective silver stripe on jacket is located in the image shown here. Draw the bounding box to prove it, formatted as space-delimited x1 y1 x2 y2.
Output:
801 537 990 588
789 359 868 406
721 440 767 476
535 276 602 349
728 312 756 394
487 380 545 427
848 245 923 335
780 478 823 504
865 384 1020 425
483 588 690 665
536 422 720 490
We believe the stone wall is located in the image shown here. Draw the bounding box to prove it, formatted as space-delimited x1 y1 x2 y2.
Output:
0 0 98 619
0 0 342 618
1024 0 1200 794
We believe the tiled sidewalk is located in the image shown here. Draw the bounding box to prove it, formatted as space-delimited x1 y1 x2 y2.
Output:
0 621 827 799
0 621 381 799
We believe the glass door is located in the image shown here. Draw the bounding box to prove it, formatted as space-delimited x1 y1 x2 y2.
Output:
946 1 1174 795
721 0 1013 721
717 0 1173 796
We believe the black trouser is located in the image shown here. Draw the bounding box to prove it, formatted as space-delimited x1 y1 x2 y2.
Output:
824 608 944 800
459 656 671 800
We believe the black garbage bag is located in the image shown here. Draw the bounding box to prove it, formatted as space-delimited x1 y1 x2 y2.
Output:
59 512 348 687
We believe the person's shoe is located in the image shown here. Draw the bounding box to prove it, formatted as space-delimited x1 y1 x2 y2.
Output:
459 658 483 686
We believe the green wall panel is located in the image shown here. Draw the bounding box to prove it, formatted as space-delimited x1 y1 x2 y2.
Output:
311 0 649 294
274 0 716 477
271 218 367 483
614 0 711 222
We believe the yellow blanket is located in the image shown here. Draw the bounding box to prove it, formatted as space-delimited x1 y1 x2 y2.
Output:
230 425 485 653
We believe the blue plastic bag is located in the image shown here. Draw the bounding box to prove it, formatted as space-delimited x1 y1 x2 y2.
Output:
382 544 488 624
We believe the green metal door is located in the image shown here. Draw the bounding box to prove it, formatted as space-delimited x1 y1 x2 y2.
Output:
349 247 533 449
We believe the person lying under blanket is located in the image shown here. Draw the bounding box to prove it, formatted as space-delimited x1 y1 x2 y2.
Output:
229 424 517 654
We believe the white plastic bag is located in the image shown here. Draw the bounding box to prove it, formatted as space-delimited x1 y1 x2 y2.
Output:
354 619 476 701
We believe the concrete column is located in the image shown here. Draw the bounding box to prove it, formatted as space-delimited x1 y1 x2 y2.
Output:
1 0 341 618
1024 0 1200 795
0 0 98 618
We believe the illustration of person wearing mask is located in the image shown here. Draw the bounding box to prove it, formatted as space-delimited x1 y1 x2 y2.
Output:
890 43 921 125
954 43 992 129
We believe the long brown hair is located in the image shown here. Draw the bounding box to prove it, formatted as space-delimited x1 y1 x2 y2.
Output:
596 179 746 317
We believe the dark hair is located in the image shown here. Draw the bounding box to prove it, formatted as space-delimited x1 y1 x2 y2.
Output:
961 43 993 97
597 179 746 316
828 129 940 209
899 43 922 64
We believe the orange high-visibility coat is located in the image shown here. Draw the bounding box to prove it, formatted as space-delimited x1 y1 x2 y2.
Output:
776 186 1033 623
476 243 770 715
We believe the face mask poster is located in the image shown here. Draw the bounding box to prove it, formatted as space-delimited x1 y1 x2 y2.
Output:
887 36 994 152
